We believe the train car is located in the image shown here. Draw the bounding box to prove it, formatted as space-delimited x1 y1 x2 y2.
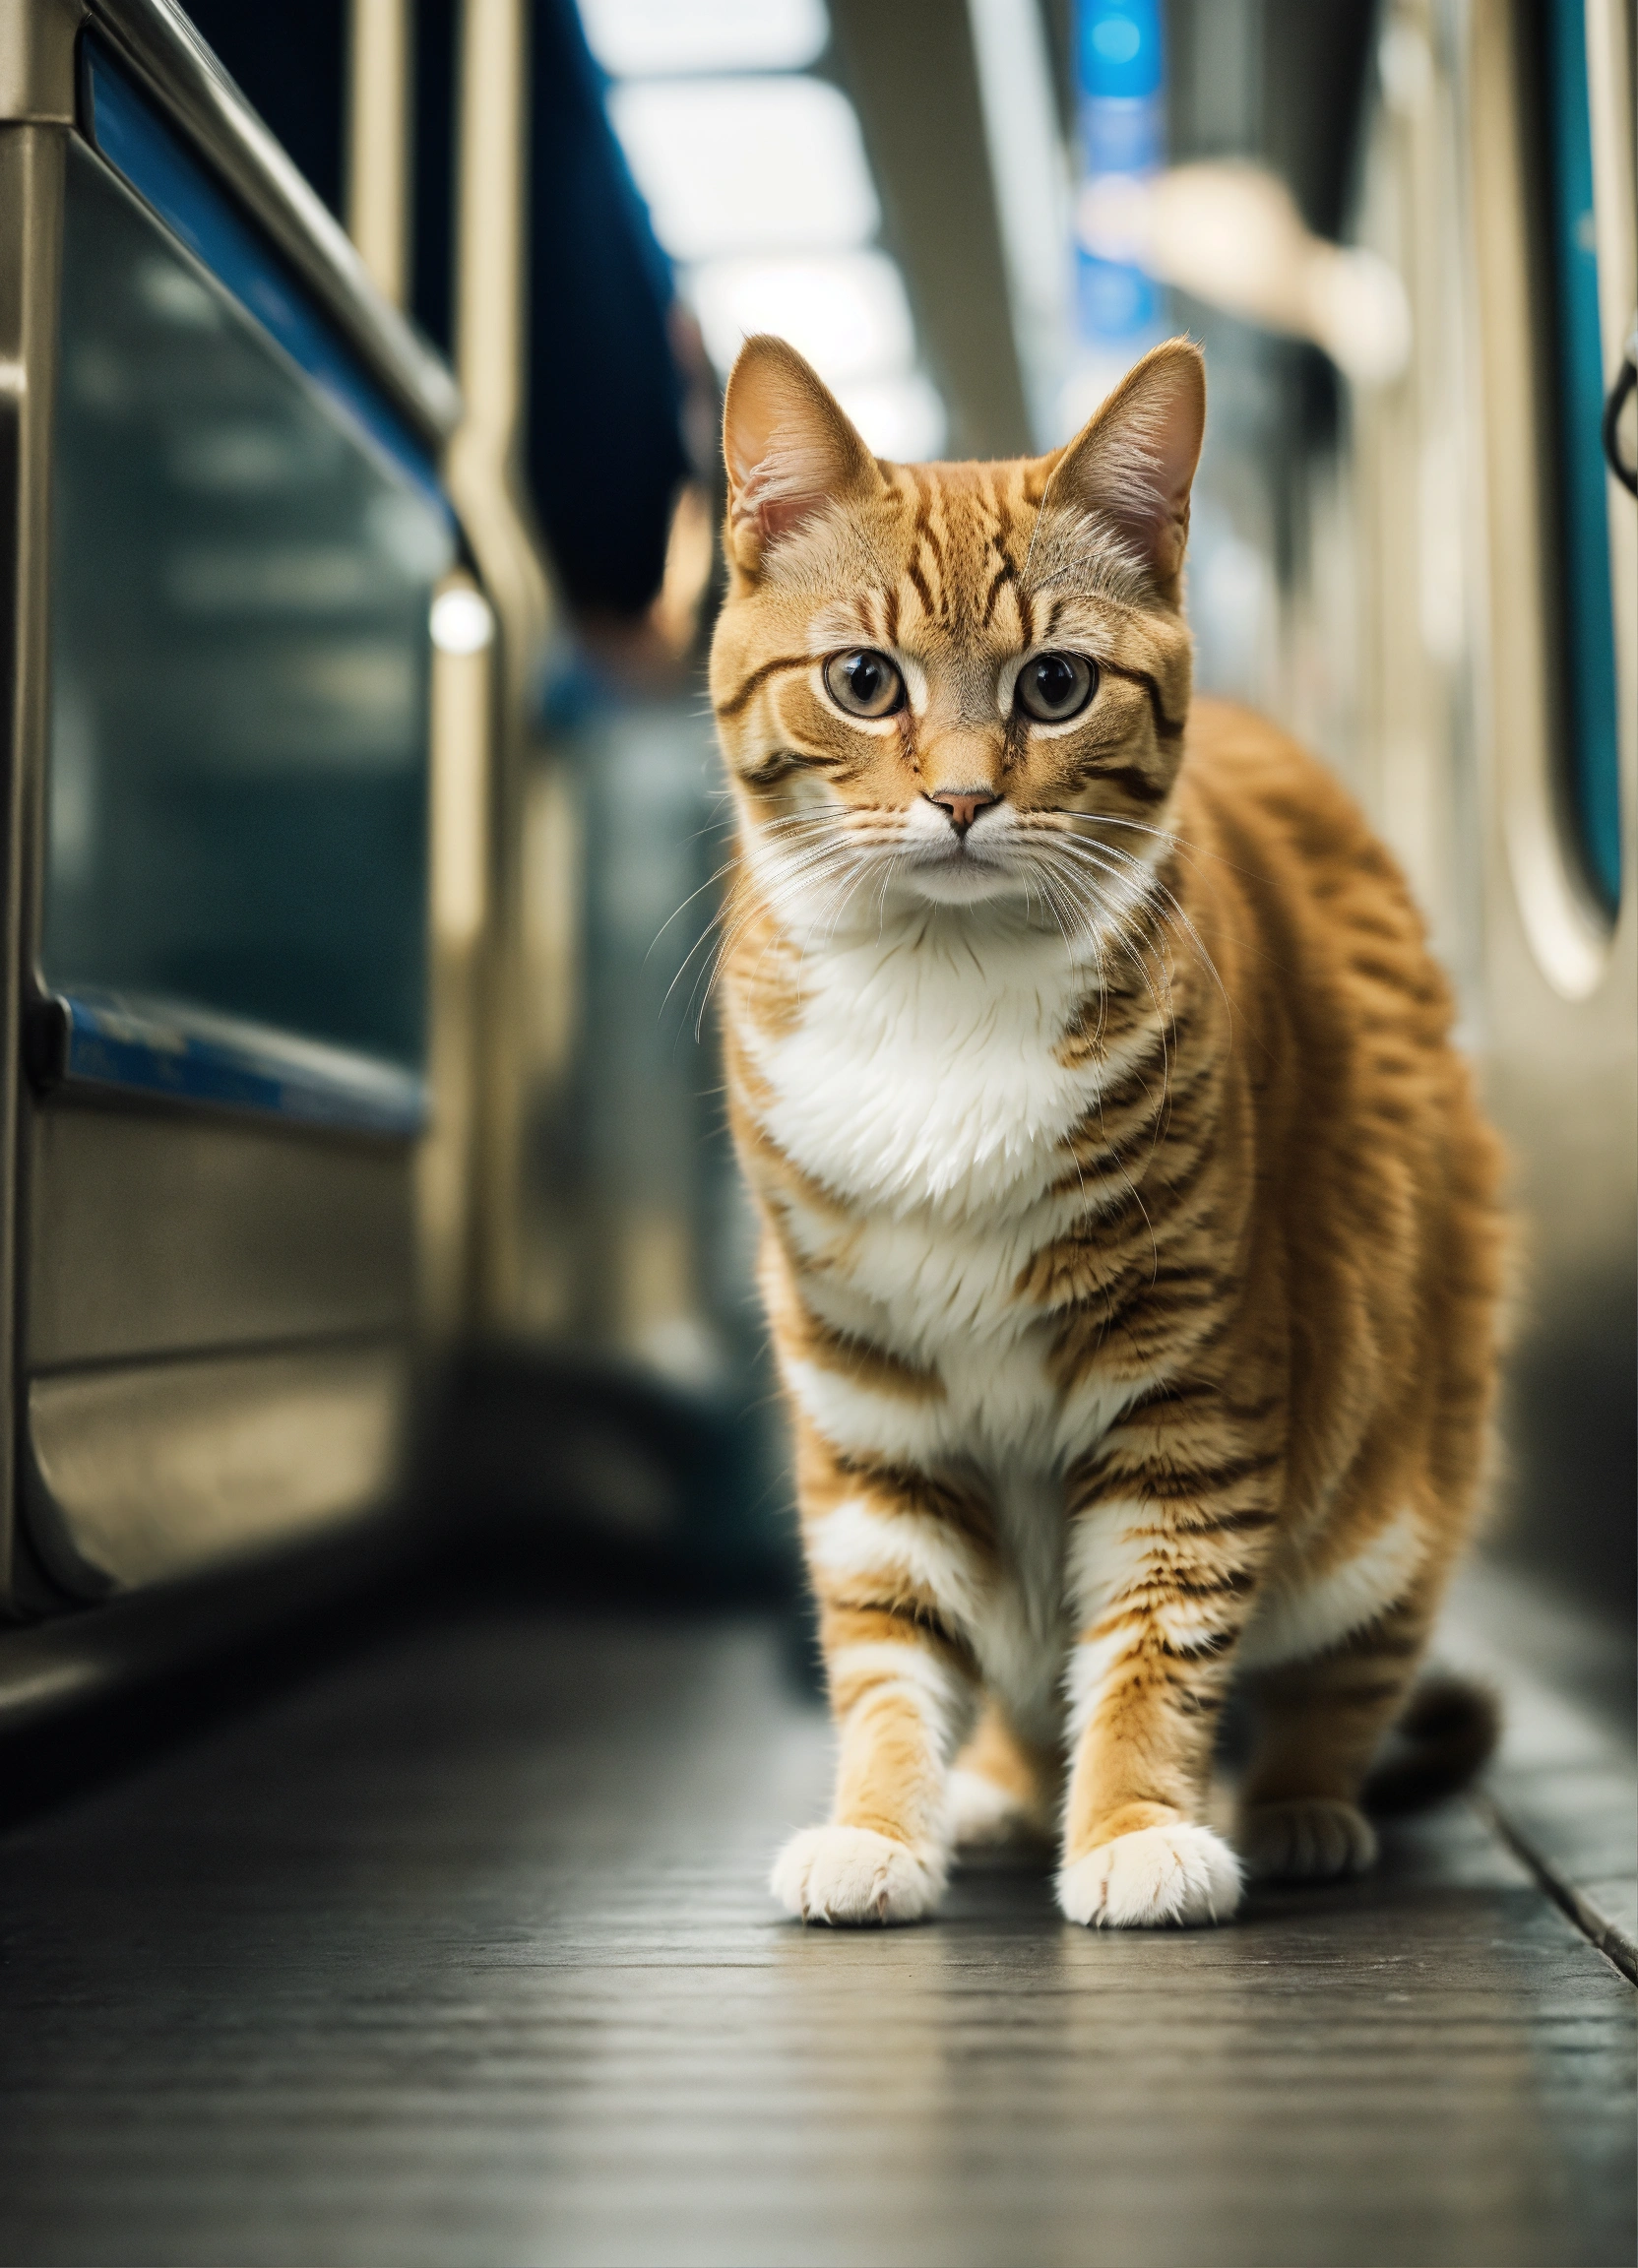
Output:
0 3 1631 2263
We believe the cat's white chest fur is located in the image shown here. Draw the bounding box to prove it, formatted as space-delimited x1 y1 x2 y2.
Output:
746 914 1148 1468
752 916 1091 1226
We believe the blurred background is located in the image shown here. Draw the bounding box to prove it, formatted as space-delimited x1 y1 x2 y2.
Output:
3 0 1633 1647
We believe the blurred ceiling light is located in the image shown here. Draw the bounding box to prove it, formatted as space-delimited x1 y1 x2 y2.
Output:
688 251 915 383
608 78 878 261
430 587 496 655
579 0 829 77
833 372 948 461
1077 162 1412 384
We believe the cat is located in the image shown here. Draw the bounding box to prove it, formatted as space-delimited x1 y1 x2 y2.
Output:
708 333 1506 1927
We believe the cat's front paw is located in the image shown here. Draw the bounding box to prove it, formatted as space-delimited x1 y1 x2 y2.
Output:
1057 1823 1242 1927
1239 1797 1377 1882
771 1824 944 1924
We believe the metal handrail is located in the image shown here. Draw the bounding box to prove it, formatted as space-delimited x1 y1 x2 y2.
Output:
33 0 462 444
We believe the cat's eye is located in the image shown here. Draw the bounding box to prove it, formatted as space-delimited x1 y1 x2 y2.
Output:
1015 651 1097 724
822 649 906 719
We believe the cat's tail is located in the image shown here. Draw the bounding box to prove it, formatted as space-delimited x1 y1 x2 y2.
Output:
1361 1671 1501 1815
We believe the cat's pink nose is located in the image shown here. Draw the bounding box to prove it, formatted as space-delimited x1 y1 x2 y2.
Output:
928 788 998 837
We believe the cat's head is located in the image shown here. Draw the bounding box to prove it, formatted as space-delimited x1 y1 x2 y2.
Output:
709 334 1204 942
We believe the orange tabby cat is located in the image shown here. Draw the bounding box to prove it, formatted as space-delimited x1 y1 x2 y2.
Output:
710 334 1505 1927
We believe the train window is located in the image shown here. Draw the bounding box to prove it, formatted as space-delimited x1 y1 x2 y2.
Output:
39 49 454 1123
1535 0 1622 916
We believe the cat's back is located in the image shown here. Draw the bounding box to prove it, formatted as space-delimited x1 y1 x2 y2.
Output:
1172 699 1503 1389
1174 696 1459 1072
1179 698 1422 914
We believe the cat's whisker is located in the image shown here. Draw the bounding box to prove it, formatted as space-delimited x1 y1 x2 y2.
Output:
654 813 861 1013
1029 840 1165 987
663 842 854 1028
646 854 754 967
1039 832 1225 1036
685 840 865 1029
1029 850 1177 1116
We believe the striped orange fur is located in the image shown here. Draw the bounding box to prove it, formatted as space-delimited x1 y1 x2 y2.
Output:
710 336 1506 1927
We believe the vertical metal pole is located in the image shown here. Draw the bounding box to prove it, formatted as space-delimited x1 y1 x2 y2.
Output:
345 0 489 1346
346 0 412 308
445 0 563 1337
0 122 67 1604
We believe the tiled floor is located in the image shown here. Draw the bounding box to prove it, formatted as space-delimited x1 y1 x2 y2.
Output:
0 1599 1630 2267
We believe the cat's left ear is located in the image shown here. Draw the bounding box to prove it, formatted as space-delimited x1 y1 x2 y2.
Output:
723 335 879 575
1045 339 1206 604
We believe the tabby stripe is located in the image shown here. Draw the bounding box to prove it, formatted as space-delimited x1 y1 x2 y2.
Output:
1139 1568 1261 1600
1099 659 1186 743
1154 1630 1238 1660
718 653 811 720
741 748 844 788
821 1584 967 1651
1073 1453 1278 1513
1127 1380 1282 1425
831 1452 993 1532
1078 763 1171 808
980 555 1016 627
793 1314 939 1393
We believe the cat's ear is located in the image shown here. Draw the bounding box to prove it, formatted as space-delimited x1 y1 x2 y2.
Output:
1046 339 1206 603
722 335 878 574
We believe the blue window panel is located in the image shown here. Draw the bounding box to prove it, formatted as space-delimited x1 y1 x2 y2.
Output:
1543 0 1621 914
42 990 426 1137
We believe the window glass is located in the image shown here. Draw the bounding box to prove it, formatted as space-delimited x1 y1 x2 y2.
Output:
44 137 451 1069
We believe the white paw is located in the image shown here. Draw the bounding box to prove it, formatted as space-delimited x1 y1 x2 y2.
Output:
1057 1822 1243 1928
948 1767 1036 1849
770 1824 944 1925
1240 1797 1378 1882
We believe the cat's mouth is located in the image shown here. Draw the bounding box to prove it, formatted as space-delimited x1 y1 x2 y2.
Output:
900 829 1022 905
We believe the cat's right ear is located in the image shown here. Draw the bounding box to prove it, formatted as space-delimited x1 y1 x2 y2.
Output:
722 336 877 575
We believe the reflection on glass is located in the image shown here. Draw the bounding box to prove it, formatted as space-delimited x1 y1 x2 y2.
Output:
44 140 453 1068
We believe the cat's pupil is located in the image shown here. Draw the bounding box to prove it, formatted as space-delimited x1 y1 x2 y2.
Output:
1034 657 1074 709
849 656 884 702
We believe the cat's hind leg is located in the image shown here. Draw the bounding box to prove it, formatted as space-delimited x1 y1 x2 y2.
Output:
1235 1581 1440 1883
949 1699 1058 1849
